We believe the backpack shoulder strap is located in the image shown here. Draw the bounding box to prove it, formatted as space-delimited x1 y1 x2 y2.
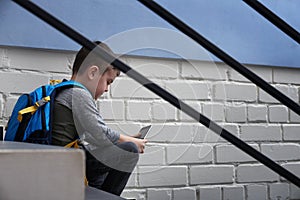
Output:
54 80 88 91
53 80 93 99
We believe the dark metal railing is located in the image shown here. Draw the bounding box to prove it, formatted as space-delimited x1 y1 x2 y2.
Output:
11 0 300 188
138 0 300 117
243 0 300 44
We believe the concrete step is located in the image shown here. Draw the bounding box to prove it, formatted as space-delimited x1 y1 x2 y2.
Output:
0 141 127 200
85 186 125 200
0 141 85 200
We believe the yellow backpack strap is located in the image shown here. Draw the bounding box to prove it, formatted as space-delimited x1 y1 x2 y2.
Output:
64 139 79 148
17 96 51 122
49 79 62 85
64 139 88 186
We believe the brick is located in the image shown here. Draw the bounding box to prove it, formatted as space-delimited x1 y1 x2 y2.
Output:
121 189 145 200
126 169 137 187
269 183 289 200
179 101 201 121
166 144 213 164
111 78 160 99
290 110 300 123
215 144 259 163
269 105 288 123
181 61 227 80
261 144 300 161
228 65 272 83
223 186 244 200
98 100 125 120
128 57 179 78
147 124 194 143
236 164 278 183
139 166 187 187
274 68 300 84
247 184 267 200
152 101 176 121
4 96 19 118
259 85 298 103
213 82 257 102
147 189 172 200
127 101 152 121
193 124 239 143
0 95 3 118
240 125 281 141
199 187 221 200
165 81 210 100
283 125 300 141
0 72 49 93
0 48 7 68
202 103 225 122
138 146 165 165
290 184 300 200
105 122 140 136
225 103 247 123
247 104 268 122
7 48 72 73
190 165 234 185
281 163 300 178
193 125 222 143
173 188 196 200
50 74 71 81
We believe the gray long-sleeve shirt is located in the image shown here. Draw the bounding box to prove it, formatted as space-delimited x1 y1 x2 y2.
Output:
51 87 120 146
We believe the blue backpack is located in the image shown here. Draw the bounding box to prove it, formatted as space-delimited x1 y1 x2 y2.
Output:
5 80 86 144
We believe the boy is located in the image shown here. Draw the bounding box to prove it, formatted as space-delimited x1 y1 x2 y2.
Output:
51 41 147 195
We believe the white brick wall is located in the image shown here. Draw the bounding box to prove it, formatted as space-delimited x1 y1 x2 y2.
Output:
213 82 257 102
199 187 222 200
247 104 268 122
139 166 188 187
240 124 282 141
246 184 268 200
215 144 259 163
173 188 196 200
223 186 245 200
269 183 289 200
269 105 289 122
225 103 247 123
236 164 278 183
190 165 234 185
0 72 49 93
2 47 300 200
147 189 172 200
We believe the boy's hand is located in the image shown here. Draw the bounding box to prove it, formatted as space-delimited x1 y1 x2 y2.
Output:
119 134 147 153
132 137 148 153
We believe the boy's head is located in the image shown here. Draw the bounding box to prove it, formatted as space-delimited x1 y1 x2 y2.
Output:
72 41 120 76
71 41 120 99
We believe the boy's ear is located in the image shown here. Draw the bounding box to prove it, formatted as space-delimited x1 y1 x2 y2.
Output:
87 65 99 80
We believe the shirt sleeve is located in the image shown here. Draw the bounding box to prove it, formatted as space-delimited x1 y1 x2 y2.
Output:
70 88 120 145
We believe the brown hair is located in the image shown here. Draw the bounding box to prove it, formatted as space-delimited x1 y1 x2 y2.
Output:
72 41 120 76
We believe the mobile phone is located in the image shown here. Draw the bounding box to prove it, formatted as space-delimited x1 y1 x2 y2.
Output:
139 125 151 139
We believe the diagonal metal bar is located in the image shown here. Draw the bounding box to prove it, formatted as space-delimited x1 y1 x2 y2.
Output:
11 0 300 188
138 0 300 117
243 0 300 44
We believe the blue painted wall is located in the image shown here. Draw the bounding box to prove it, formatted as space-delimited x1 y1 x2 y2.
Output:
0 0 299 68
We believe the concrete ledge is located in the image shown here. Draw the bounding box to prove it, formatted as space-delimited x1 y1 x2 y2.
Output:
85 186 125 200
0 141 85 200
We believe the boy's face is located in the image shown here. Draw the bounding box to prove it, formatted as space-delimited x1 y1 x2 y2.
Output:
95 67 118 99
